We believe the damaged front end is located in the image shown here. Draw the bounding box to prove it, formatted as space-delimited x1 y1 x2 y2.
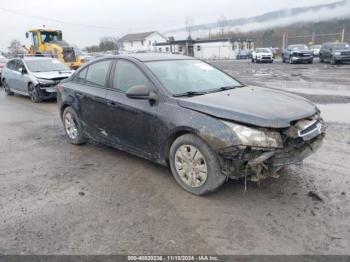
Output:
218 114 325 182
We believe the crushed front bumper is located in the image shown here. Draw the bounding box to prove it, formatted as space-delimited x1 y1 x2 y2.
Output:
218 117 326 182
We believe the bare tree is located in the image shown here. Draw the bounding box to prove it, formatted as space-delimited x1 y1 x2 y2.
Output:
85 36 120 52
218 15 228 38
8 39 25 57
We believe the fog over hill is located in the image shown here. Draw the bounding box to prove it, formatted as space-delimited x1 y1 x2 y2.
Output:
165 0 350 39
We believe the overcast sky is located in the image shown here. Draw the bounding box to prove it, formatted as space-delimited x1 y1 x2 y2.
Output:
0 0 338 50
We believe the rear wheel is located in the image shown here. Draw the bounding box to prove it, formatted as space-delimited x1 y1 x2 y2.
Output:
169 134 226 195
63 107 86 145
3 80 14 96
28 83 42 103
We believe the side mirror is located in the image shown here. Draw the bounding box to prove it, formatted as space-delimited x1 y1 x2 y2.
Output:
126 85 157 101
25 32 29 39
18 67 25 74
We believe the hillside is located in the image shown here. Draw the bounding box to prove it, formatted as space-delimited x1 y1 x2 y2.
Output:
165 0 350 43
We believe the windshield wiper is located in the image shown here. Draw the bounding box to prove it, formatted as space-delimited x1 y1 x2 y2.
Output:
206 85 244 94
173 91 208 97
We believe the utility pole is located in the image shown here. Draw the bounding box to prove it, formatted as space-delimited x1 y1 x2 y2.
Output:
341 28 345 42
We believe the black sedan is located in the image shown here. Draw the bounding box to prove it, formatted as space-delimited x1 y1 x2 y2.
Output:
57 53 325 195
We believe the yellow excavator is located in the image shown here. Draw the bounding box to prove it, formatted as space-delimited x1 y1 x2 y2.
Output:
24 29 86 69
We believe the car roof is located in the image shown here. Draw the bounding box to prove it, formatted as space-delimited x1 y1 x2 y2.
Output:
22 57 58 62
114 53 195 62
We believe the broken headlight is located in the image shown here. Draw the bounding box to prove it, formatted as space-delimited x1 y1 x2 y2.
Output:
222 121 283 149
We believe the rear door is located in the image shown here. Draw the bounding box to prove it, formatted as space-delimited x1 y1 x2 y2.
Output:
105 59 159 156
5 60 18 90
71 59 113 140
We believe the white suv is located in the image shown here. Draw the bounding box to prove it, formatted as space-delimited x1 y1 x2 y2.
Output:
252 48 273 63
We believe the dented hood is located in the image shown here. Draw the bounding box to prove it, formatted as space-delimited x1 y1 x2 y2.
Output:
176 86 317 128
32 71 73 80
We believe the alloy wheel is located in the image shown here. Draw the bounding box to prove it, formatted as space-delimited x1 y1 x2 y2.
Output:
64 112 78 140
174 145 208 188
29 85 38 102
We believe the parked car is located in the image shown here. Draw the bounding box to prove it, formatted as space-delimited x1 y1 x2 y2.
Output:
0 56 8 86
1 57 73 102
251 48 273 63
319 42 350 65
236 50 252 60
282 44 314 64
311 45 322 57
57 53 325 195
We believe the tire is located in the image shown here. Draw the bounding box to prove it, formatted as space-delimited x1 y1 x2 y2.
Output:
3 80 14 96
251 58 254 63
62 107 86 145
319 55 324 63
330 56 337 65
28 83 42 103
308 60 313 64
289 56 294 64
169 134 226 195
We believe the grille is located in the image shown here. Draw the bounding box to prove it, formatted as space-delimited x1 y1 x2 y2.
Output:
341 51 350 55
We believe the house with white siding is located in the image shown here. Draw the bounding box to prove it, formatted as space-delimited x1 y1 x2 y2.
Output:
155 37 254 60
119 31 168 53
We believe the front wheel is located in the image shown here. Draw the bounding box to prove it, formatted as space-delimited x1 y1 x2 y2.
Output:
28 84 42 103
330 56 337 65
289 56 294 64
169 134 226 195
62 107 86 145
3 80 14 96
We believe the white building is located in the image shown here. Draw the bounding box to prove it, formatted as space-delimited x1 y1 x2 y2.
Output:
155 37 255 60
119 31 168 53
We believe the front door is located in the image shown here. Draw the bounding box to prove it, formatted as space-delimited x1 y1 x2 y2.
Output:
105 59 159 157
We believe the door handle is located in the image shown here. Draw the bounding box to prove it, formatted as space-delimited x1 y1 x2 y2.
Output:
107 101 117 107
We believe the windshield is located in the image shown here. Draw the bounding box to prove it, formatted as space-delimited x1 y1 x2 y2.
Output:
41 31 61 43
256 48 271 53
146 60 242 96
289 45 308 50
26 59 70 72
331 43 350 50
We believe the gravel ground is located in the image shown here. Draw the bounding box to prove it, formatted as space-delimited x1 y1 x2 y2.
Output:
0 60 349 255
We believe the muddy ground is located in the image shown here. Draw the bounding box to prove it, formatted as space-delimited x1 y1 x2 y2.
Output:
0 60 349 255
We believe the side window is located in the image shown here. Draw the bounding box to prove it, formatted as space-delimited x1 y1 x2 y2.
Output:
32 33 39 48
76 67 88 82
113 60 151 92
85 60 111 87
7 60 16 70
16 61 24 72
